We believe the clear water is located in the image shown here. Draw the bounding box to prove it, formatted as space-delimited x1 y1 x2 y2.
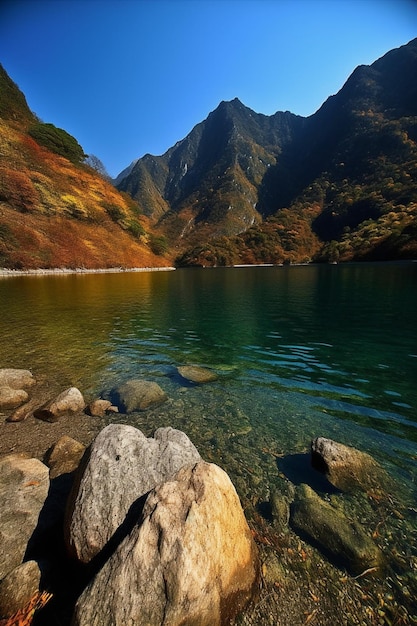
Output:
1 262 417 620
1 263 416 471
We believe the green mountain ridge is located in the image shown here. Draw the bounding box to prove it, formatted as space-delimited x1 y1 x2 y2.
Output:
117 38 417 266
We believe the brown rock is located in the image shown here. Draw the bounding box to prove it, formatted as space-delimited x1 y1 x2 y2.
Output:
72 461 259 626
311 437 392 492
86 399 113 417
0 560 41 618
0 369 35 390
7 397 39 422
177 365 218 384
112 379 167 412
0 455 49 579
44 435 86 478
34 387 85 422
0 386 28 410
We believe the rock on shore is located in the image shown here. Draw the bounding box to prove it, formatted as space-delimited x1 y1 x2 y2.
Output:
0 368 35 413
34 387 85 423
72 461 259 626
0 369 35 390
65 424 202 563
0 454 49 579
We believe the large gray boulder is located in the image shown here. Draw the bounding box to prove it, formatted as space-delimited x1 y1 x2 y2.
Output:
72 461 259 626
311 437 391 493
34 387 85 422
0 454 49 579
65 424 201 563
291 484 382 575
112 379 167 412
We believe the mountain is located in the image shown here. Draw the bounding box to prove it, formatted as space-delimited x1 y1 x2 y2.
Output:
0 65 171 270
117 98 305 245
117 38 417 265
113 159 139 186
1 39 416 270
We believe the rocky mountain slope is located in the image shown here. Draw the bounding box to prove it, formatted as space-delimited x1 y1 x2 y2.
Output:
1 38 416 270
0 65 171 270
117 38 417 266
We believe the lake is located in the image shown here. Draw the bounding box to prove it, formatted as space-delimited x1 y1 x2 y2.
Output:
1 262 416 622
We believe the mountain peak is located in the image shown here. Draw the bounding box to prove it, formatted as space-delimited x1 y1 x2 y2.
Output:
116 38 417 266
219 97 244 107
213 97 251 118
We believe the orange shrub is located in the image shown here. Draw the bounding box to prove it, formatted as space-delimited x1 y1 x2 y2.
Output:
0 167 39 212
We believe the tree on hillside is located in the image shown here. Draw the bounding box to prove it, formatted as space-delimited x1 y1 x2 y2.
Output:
84 154 111 180
28 122 86 164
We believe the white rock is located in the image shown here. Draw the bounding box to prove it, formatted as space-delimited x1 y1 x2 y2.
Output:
65 424 201 563
72 461 259 626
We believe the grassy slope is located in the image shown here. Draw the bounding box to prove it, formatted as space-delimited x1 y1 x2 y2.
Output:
0 69 172 270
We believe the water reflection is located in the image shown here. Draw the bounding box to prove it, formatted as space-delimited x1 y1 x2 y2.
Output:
1 263 416 454
1 264 417 622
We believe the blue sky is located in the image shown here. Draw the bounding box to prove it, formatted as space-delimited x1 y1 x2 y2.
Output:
0 0 416 177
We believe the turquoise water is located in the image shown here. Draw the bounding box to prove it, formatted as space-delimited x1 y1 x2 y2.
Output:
1 263 416 483
1 262 417 622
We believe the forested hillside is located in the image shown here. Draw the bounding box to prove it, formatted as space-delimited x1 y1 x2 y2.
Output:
1 38 416 270
0 64 171 270
117 38 417 266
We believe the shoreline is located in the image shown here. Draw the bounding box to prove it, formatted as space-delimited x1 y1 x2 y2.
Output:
0 266 176 277
0 259 415 278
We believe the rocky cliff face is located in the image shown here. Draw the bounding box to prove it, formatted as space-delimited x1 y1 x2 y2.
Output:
117 98 305 243
1 39 416 269
117 39 417 265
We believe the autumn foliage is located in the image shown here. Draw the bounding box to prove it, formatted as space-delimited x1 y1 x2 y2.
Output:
1 43 417 270
0 117 172 269
0 591 52 626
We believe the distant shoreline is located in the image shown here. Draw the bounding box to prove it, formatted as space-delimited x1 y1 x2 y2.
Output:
1 259 415 278
0 266 176 277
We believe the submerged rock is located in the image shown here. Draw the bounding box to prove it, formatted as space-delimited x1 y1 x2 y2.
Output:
261 551 286 586
112 379 167 412
34 387 85 422
177 365 218 384
86 399 116 417
270 477 295 531
65 424 201 563
290 484 382 575
311 437 391 493
72 461 259 626
0 454 49 579
0 369 35 390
